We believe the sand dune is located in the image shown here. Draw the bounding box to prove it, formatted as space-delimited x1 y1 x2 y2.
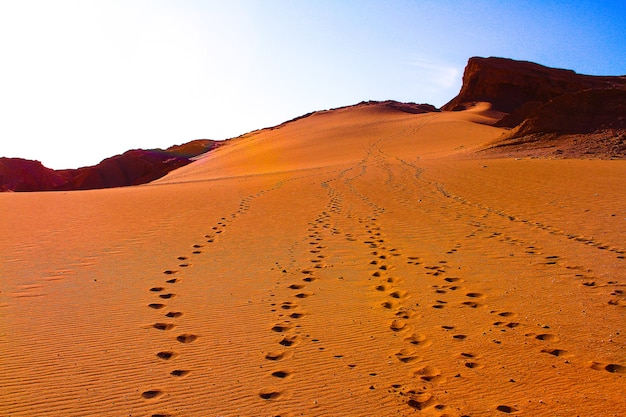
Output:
2 101 624 416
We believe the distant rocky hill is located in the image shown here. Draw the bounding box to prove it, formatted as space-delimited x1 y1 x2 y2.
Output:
0 139 220 192
443 56 626 158
442 57 626 126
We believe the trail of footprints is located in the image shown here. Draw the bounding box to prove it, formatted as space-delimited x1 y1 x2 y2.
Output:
395 155 626 363
258 173 349 402
351 154 625 414
362 220 452 413
142 182 294 416
140 157 624 414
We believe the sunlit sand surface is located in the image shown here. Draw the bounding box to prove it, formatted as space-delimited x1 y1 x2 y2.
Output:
1 103 624 416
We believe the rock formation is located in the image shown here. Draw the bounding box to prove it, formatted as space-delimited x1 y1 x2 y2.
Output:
442 56 626 128
443 57 626 158
0 139 219 192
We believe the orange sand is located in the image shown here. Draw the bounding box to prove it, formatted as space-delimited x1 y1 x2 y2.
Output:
1 104 625 416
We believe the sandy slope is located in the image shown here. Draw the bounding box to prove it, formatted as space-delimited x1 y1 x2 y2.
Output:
1 104 625 416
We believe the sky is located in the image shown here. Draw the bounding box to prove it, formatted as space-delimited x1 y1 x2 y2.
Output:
1 1 625 169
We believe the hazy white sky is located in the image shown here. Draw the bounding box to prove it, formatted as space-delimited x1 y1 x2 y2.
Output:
1 0 625 169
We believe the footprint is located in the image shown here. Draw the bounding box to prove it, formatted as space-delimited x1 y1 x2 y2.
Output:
165 278 178 284
541 348 567 357
148 303 166 309
390 320 407 332
406 393 436 410
389 290 408 299
405 333 432 348
496 405 518 413
461 301 480 308
466 292 484 298
176 334 197 343
165 312 183 318
153 323 175 331
294 292 312 299
590 362 626 373
535 334 559 342
259 390 281 400
604 364 626 373
270 370 291 379
412 365 443 382
163 270 178 275
271 324 291 333
464 361 483 369
394 349 422 363
170 369 190 377
395 310 414 319
452 334 467 340
141 390 164 399
279 336 297 347
288 284 304 290
497 312 516 318
156 351 177 360
150 287 165 292
159 293 176 299
265 351 289 361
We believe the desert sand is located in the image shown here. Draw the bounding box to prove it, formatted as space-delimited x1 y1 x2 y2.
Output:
1 103 625 416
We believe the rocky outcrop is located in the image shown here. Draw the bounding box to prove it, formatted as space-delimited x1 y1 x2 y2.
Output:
0 139 219 192
0 158 70 192
442 57 626 127
444 57 626 158
479 89 626 159
510 89 626 136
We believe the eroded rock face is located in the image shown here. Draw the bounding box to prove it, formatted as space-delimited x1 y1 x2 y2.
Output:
445 57 626 158
58 149 192 190
0 158 70 192
512 89 626 136
442 57 626 127
0 139 219 192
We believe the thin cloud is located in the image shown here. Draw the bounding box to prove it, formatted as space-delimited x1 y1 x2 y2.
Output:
410 59 462 89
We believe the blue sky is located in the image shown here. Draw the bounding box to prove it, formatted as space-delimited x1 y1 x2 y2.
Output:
1 0 625 169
